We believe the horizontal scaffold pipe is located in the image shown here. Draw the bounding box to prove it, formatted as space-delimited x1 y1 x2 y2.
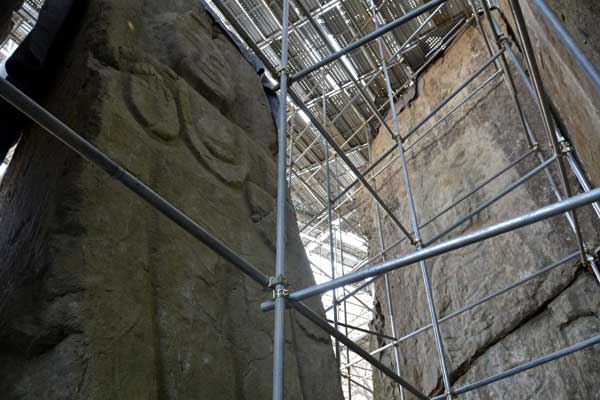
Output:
341 251 578 370
276 0 451 88
0 78 271 288
261 186 600 310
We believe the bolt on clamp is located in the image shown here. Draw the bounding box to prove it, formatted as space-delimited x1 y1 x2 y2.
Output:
392 133 404 143
584 243 599 261
558 136 573 154
581 242 598 262
276 65 291 77
272 288 290 299
266 275 289 299
267 274 288 288
499 36 511 45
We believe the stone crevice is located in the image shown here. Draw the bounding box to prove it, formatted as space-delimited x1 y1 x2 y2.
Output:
445 265 585 392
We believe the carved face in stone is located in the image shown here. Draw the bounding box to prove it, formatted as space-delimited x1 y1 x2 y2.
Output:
172 13 234 114
126 70 180 141
121 11 248 185
178 80 248 185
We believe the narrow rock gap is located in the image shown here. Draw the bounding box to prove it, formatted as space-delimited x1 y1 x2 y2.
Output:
445 265 586 390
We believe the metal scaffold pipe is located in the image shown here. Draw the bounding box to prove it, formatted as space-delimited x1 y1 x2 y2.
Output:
275 0 451 88
289 1 450 171
507 0 587 264
483 8 590 264
368 0 453 393
288 89 417 245
479 1 537 148
379 45 454 397
342 251 578 369
321 77 341 369
366 127 405 399
472 6 582 241
272 0 291 397
262 187 600 309
503 43 600 221
291 0 396 138
300 34 496 234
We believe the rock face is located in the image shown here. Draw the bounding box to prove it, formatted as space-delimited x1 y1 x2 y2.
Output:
500 0 600 186
360 23 600 400
0 1 342 399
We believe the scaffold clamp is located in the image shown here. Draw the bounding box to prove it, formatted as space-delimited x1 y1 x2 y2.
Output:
276 64 291 77
266 275 290 299
272 288 290 299
267 274 288 288
558 136 573 154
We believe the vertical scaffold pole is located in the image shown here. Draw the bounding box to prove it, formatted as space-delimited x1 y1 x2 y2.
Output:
367 0 406 400
397 126 455 400
478 0 537 148
480 4 581 239
335 159 352 400
368 137 405 400
323 71 341 370
272 0 291 398
367 0 453 397
506 0 587 264
288 108 295 189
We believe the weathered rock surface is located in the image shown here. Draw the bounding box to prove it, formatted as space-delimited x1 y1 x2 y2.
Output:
500 0 600 186
360 23 600 399
455 273 600 399
0 1 342 399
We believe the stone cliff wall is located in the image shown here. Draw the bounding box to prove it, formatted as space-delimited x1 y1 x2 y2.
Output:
0 1 342 399
360 23 600 399
500 0 600 186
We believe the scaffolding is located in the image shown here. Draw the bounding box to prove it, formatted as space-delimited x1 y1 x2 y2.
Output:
0 1 43 62
0 0 599 399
